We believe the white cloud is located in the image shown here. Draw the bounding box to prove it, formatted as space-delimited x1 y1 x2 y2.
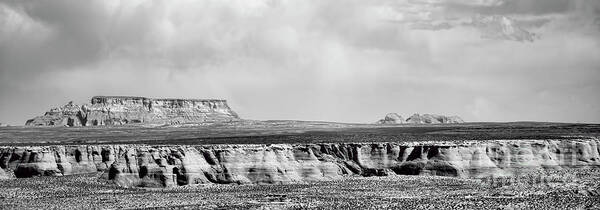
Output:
0 0 599 124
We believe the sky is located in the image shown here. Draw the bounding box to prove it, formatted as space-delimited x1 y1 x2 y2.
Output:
0 0 599 125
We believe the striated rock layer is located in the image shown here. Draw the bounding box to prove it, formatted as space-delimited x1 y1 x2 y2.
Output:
25 96 239 126
1 139 599 187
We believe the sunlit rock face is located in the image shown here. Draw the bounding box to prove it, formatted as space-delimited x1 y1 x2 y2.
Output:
1 138 598 187
0 167 6 179
25 96 239 126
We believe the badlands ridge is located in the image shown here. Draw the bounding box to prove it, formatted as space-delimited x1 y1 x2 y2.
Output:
1 139 599 187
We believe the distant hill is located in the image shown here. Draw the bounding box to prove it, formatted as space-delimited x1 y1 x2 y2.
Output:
376 113 464 124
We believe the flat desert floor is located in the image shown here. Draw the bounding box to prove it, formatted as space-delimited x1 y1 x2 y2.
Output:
1 168 599 209
1 121 598 145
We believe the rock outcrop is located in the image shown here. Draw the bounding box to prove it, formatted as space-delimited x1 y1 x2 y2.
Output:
376 113 405 124
377 113 464 124
1 139 598 187
25 96 239 126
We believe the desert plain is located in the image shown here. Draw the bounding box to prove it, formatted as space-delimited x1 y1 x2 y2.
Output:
1 121 599 209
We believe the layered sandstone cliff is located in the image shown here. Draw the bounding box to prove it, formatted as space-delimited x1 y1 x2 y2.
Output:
1 139 598 187
25 96 239 126
377 113 464 124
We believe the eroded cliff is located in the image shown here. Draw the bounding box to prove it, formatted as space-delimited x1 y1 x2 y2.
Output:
1 139 598 187
25 96 239 126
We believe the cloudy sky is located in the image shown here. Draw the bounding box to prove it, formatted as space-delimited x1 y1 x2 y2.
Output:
1 0 599 125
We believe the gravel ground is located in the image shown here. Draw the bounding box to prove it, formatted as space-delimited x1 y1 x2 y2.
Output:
1 168 598 209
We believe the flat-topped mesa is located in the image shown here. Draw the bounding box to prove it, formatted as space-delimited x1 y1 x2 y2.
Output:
376 113 464 124
25 96 240 127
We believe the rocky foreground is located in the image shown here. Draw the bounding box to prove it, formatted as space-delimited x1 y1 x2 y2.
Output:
25 96 239 127
1 138 599 187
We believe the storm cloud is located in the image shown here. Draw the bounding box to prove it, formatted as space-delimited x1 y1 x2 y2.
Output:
1 0 599 125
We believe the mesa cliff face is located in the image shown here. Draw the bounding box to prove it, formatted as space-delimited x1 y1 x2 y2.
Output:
1 139 598 187
25 96 239 126
377 113 464 124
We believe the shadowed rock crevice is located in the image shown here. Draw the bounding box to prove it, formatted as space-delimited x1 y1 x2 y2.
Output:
392 162 425 175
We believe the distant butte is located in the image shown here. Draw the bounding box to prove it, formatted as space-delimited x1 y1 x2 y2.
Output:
377 113 464 124
25 96 240 127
